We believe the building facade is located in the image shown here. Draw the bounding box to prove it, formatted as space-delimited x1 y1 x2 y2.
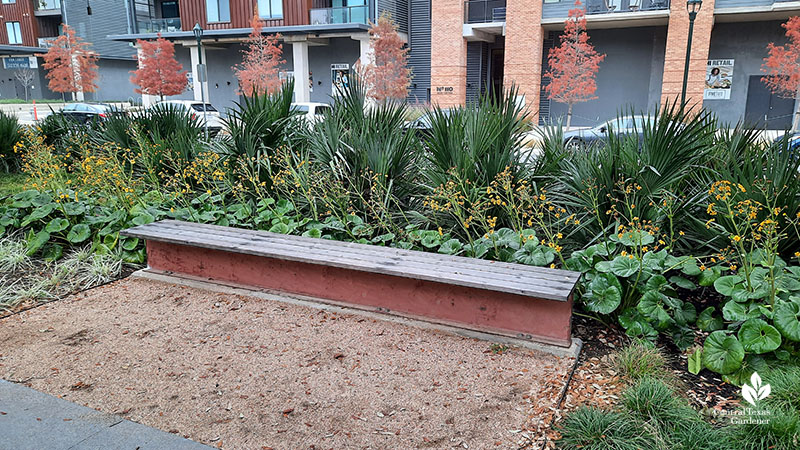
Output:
0 0 137 102
104 0 800 126
112 0 410 112
0 0 61 100
423 0 800 128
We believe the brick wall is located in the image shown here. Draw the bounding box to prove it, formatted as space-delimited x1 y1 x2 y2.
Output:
430 0 467 107
504 0 544 122
661 0 716 107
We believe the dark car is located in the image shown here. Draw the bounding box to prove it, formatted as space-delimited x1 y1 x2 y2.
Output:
562 115 652 150
56 103 124 124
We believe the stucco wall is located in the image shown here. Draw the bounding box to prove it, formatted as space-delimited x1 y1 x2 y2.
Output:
703 20 795 126
308 37 361 103
0 64 49 101
547 26 667 127
83 58 139 102
193 37 361 114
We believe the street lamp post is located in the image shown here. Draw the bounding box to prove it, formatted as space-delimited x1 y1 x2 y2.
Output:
193 23 208 140
681 0 703 106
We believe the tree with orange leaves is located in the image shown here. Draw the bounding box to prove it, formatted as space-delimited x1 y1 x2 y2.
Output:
358 12 411 102
762 16 800 131
234 14 284 96
131 35 188 101
544 1 604 128
42 24 99 100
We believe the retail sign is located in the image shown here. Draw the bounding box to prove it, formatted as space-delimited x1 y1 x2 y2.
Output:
435 86 454 95
704 59 734 100
331 64 350 95
3 56 38 69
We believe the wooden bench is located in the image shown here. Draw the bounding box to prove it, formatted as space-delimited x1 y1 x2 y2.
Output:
121 220 581 347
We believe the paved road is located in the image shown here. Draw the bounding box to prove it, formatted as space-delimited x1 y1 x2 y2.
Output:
0 380 212 450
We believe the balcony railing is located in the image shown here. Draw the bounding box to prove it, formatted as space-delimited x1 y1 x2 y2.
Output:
309 5 370 25
38 37 58 48
585 0 669 14
464 0 507 23
33 0 61 13
137 18 181 33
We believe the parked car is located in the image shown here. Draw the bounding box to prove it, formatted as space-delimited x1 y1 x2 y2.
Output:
562 115 653 150
291 102 331 123
404 109 453 138
55 103 124 124
773 132 800 150
154 100 224 135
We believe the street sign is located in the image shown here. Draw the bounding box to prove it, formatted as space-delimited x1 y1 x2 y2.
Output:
3 56 38 69
196 63 207 82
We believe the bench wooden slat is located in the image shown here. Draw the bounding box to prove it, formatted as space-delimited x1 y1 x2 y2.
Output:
146 220 579 291
139 220 581 294
127 227 574 300
122 221 580 301
127 225 575 298
150 220 580 282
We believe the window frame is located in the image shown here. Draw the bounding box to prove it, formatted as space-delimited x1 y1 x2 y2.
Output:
6 22 22 45
257 0 284 19
205 0 231 23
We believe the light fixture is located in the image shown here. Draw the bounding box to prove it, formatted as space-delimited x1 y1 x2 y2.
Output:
193 23 203 43
686 0 702 14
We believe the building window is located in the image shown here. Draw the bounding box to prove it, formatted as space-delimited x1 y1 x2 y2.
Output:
206 0 230 22
6 22 22 45
258 0 283 19
1 0 16 4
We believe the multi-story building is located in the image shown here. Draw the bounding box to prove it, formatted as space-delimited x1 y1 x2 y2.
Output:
0 0 61 99
424 0 800 128
99 0 800 127
0 0 137 101
112 0 410 111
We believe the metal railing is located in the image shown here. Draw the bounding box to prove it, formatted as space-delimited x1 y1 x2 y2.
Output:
34 0 61 11
37 37 58 48
309 5 370 25
464 0 507 23
137 17 182 33
585 0 669 14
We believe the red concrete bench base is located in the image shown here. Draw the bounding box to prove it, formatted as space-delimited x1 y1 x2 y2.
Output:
144 240 575 347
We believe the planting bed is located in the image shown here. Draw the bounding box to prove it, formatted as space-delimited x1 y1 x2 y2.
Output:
0 277 573 449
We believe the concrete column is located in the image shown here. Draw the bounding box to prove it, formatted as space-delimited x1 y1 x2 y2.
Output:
660 0 716 108
355 34 373 68
503 0 545 122
72 55 85 102
430 0 467 107
189 44 208 103
136 46 158 107
292 41 310 103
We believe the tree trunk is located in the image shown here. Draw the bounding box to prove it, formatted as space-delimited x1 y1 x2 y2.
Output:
566 103 573 129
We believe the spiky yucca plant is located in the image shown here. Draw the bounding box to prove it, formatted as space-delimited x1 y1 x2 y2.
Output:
552 101 717 245
224 79 300 161
303 76 421 214
0 111 20 172
422 86 531 190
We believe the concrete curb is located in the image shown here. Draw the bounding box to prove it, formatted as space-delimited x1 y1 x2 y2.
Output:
132 269 583 359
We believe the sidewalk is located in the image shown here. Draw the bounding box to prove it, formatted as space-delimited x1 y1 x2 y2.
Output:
0 380 212 450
